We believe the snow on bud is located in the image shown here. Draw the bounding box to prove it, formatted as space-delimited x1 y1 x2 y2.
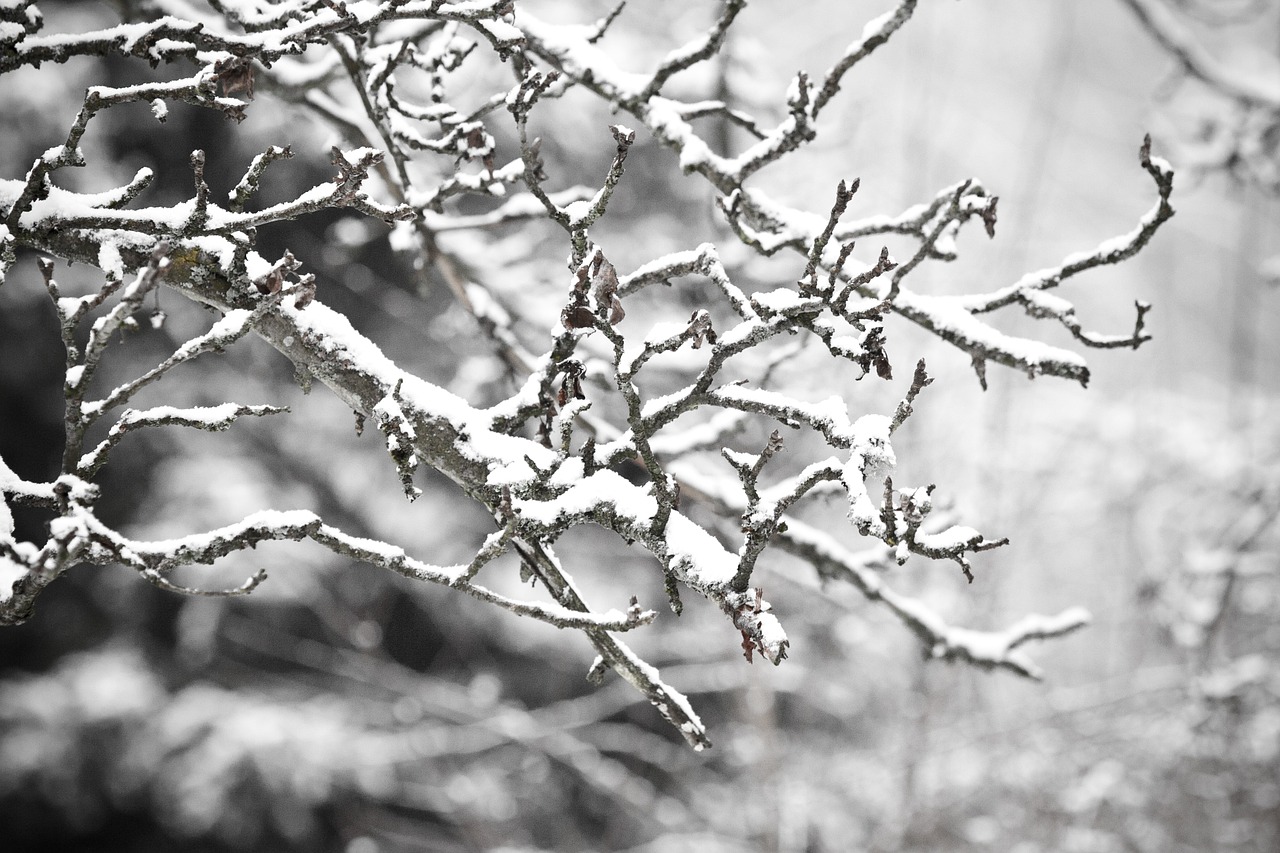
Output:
843 414 895 535
848 414 895 478
456 122 495 175
785 73 806 109
728 587 790 665
754 611 789 664
0 456 21 539
686 309 716 348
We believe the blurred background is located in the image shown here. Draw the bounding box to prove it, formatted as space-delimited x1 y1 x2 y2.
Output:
2 1 1279 851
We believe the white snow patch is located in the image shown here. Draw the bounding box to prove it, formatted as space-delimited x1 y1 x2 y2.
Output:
664 512 737 585
65 364 85 389
914 525 980 551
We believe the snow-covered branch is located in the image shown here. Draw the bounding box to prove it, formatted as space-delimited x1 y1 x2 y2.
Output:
0 0 1177 747
518 7 1176 387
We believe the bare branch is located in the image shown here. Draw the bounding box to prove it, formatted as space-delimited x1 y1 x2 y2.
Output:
638 0 747 102
0 0 1180 749
811 0 919 117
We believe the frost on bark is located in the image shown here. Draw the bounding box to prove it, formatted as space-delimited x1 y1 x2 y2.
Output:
0 0 1175 749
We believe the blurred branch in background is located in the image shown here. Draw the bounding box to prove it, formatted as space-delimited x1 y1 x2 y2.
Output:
1119 0 1280 192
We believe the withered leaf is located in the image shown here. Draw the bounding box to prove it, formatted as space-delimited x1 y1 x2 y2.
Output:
874 353 893 380
590 252 618 301
556 360 587 403
255 268 282 295
590 252 624 325
561 304 596 331
293 278 316 310
607 296 625 325
214 57 255 99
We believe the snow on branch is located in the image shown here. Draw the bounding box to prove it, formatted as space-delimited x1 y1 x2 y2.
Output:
518 6 1175 388
1 0 524 73
771 515 1088 679
0 0 1176 746
638 0 746 102
811 0 918 117
5 224 718 744
0 496 658 635
961 136 1172 341
77 403 289 479
667 460 1071 679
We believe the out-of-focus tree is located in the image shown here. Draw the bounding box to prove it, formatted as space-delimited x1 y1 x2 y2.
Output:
1119 0 1280 193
